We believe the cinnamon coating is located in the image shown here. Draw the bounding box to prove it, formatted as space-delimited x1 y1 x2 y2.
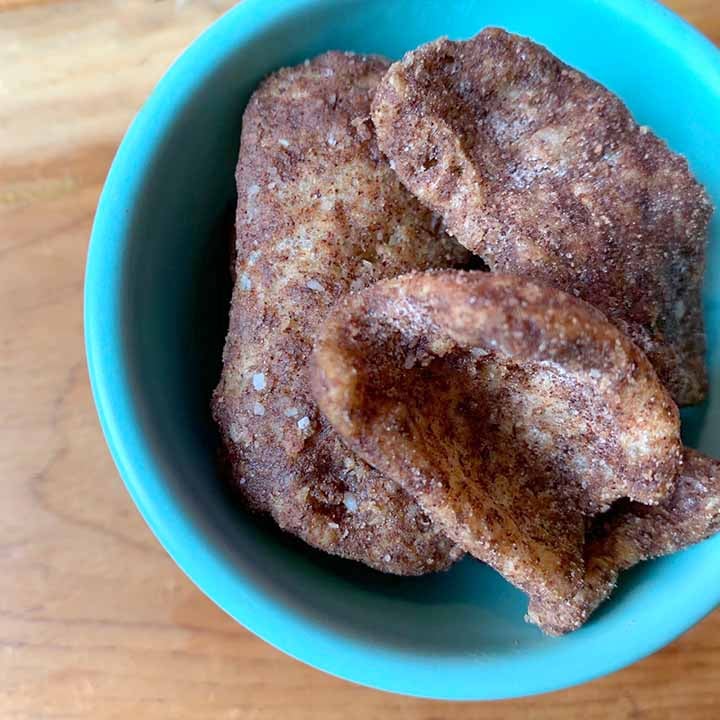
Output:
310 270 682 627
372 28 712 405
212 52 471 575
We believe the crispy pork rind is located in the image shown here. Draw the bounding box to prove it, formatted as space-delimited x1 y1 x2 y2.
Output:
531 448 720 634
212 52 472 575
372 28 712 405
311 271 682 622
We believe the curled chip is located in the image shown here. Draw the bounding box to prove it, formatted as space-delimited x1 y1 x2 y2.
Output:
310 271 682 621
531 448 720 635
212 52 472 575
371 28 712 405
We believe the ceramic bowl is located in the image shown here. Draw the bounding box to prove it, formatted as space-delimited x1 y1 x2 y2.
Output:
85 0 720 700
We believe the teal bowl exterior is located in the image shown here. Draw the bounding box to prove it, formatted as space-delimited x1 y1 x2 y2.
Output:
85 0 720 700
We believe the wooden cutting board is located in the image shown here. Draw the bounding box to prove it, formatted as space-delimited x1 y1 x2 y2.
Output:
2 2 719 718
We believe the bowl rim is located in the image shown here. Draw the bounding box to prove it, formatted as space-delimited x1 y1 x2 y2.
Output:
85 0 720 701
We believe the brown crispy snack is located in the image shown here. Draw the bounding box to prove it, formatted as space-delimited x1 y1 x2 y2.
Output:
531 448 720 635
371 28 712 405
212 52 472 575
310 271 682 623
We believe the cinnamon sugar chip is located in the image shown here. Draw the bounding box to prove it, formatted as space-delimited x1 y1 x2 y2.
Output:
310 271 682 628
372 28 712 405
212 53 473 575
531 448 720 634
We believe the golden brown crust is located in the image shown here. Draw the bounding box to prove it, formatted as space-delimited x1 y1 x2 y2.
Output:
371 28 712 405
529 448 720 634
310 270 682 622
212 52 471 575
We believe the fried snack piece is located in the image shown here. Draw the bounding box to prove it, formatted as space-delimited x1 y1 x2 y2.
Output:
371 28 712 405
311 271 682 619
530 448 720 635
212 52 472 575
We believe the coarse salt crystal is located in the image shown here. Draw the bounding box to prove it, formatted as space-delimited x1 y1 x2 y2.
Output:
327 132 337 147
239 273 252 291
228 423 242 443
278 138 290 148
297 416 311 431
247 250 261 265
470 347 489 358
383 554 391 562
253 402 265 416
246 184 260 221
306 279 325 292
328 522 340 529
674 299 686 320
284 407 299 417
343 492 358 512
252 373 266 391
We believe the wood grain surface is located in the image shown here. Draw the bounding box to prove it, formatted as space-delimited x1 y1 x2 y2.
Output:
2 2 719 718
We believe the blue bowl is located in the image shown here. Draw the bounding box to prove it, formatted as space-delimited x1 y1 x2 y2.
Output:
85 0 720 700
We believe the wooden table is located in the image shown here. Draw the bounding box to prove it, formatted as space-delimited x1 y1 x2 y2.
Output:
2 1 719 717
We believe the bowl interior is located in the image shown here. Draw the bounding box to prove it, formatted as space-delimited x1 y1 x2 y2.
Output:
86 0 720 700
